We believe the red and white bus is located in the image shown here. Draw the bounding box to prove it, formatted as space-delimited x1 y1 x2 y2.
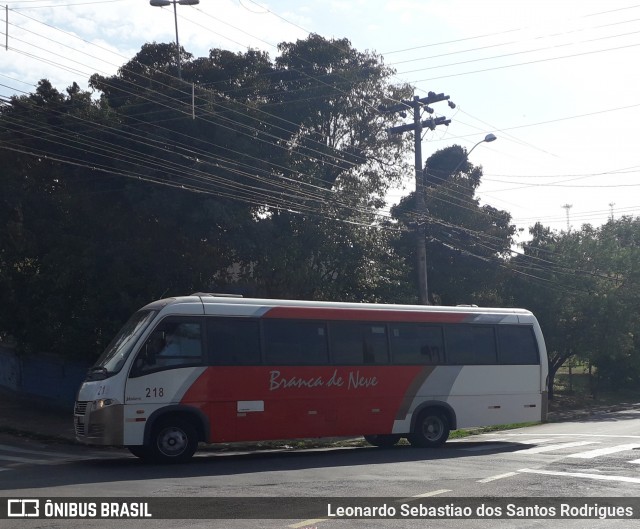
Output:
74 294 548 462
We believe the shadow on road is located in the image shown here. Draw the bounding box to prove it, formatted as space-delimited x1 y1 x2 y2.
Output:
0 440 537 491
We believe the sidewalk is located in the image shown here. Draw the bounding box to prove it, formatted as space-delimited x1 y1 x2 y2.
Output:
0 387 76 443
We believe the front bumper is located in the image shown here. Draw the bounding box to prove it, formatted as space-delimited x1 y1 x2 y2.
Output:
74 400 124 445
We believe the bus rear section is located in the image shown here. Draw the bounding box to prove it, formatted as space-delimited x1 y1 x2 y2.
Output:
74 295 548 462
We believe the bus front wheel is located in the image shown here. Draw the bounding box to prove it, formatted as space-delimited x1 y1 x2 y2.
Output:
149 418 198 463
408 409 450 448
364 434 401 448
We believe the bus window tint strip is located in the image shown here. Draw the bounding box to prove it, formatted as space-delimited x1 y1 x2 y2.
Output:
207 318 261 365
497 325 539 365
263 320 329 365
329 322 389 365
203 317 539 367
390 324 444 365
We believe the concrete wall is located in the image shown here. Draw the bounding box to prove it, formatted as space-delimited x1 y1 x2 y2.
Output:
0 346 89 406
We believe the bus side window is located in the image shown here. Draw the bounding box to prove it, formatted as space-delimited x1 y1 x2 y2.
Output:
330 322 389 365
207 318 261 365
390 324 443 365
263 320 328 365
132 320 203 375
445 325 497 365
497 326 539 364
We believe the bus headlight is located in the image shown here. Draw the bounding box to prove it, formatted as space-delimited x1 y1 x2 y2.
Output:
92 398 117 410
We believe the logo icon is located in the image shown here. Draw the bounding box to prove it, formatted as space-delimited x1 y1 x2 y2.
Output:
7 499 40 517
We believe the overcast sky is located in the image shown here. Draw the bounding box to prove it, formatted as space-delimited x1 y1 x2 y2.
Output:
2 0 640 235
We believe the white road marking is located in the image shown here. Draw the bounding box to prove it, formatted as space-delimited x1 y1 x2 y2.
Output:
0 454 53 464
0 443 84 459
513 440 598 454
512 438 555 444
567 443 640 459
460 443 515 452
519 468 640 484
478 472 519 483
396 489 452 503
504 433 640 440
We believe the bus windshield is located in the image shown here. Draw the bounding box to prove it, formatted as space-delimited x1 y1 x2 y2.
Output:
89 310 158 379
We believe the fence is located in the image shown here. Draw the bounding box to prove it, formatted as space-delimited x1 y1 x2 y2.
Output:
0 346 89 406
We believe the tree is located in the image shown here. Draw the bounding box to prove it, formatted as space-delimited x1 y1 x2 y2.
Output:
391 145 516 305
0 36 415 360
238 34 413 301
0 78 251 359
506 218 640 399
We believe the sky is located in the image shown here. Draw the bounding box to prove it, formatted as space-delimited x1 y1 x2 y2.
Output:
2 0 640 237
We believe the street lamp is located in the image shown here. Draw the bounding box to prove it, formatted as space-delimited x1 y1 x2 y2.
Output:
450 133 497 176
149 0 200 79
467 133 497 157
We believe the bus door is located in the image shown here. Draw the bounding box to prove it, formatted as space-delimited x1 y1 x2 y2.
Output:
124 318 207 444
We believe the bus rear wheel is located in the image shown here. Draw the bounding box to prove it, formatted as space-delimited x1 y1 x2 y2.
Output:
364 434 401 448
149 418 198 463
408 409 449 448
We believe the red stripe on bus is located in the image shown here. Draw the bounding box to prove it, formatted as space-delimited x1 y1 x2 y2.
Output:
181 365 424 443
261 307 472 323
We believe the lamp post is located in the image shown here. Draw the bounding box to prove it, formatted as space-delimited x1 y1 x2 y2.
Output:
418 133 497 305
467 133 497 158
450 133 497 175
149 0 199 79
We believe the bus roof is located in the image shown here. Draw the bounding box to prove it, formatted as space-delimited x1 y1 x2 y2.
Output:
143 294 534 316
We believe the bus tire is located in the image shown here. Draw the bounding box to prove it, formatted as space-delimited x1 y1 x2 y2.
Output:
149 417 198 463
364 434 401 448
408 409 449 448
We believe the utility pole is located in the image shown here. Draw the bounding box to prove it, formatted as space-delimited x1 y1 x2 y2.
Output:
562 204 573 233
380 92 452 305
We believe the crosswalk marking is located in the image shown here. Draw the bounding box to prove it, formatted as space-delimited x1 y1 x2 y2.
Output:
0 442 115 471
477 472 518 483
0 453 53 464
0 443 83 459
459 437 559 452
567 443 640 459
460 443 514 452
519 467 640 484
513 440 598 454
512 438 555 444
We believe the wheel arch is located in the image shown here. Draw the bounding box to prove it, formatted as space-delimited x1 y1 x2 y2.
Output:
144 405 210 445
410 401 457 432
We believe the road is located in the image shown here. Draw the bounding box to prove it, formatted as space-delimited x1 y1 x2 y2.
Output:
1 409 640 529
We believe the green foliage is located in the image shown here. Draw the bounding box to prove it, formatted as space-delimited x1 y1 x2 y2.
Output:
0 36 411 360
506 218 640 396
391 145 516 305
3 33 640 394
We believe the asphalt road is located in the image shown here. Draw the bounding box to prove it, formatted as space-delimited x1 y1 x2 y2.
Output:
2 409 640 529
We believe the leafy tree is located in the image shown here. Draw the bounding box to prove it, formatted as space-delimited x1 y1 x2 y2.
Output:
237 34 413 301
391 145 516 305
0 79 250 359
0 36 415 360
506 218 640 399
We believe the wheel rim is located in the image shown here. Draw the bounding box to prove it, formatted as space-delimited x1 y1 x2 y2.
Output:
422 416 443 441
157 426 188 457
